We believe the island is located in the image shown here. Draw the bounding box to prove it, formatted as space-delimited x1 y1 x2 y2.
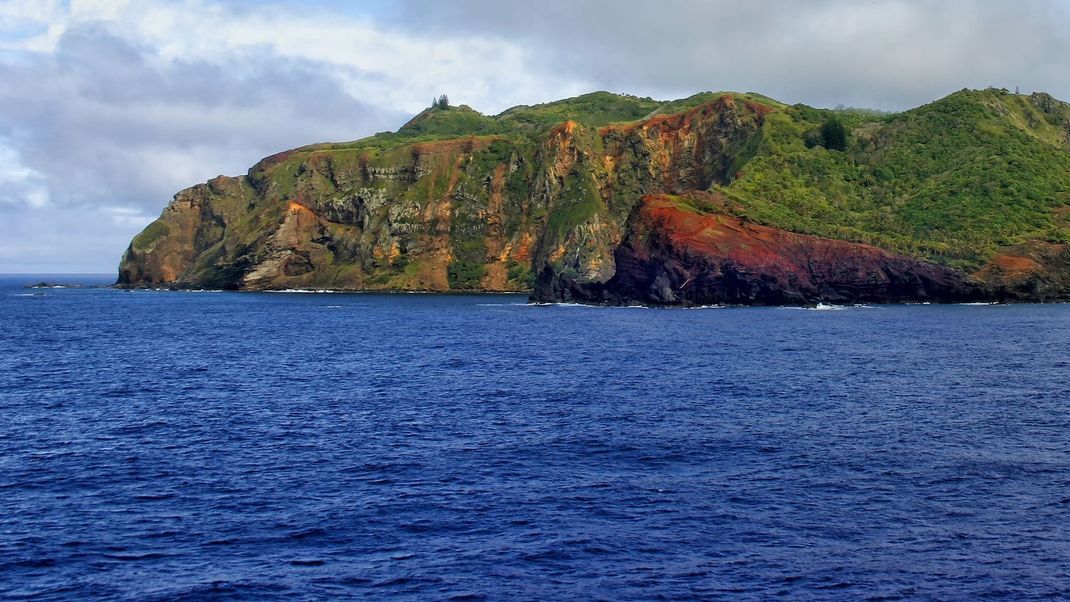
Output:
118 88 1070 305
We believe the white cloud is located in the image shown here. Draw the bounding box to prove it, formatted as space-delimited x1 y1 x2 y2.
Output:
5 0 580 114
0 0 67 52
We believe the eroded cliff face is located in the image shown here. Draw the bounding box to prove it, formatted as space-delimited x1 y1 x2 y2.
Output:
120 137 540 290
526 97 769 292
118 95 769 292
119 89 1070 303
532 194 988 305
118 175 256 288
976 241 1070 301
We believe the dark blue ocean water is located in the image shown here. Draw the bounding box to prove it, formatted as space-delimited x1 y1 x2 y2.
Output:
2 275 1070 600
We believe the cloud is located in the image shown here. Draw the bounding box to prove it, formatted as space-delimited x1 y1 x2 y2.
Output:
5 0 582 114
0 24 406 271
0 203 153 274
391 0 1070 110
0 141 49 208
0 27 403 211
1 0 1069 272
0 0 586 272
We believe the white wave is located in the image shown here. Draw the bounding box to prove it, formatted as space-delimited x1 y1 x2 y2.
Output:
779 302 874 311
266 289 340 294
544 302 653 309
127 287 222 293
527 302 604 308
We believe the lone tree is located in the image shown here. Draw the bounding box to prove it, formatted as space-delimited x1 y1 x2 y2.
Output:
432 94 450 110
821 116 848 151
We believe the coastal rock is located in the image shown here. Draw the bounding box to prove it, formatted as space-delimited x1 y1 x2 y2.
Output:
976 241 1070 301
533 194 989 305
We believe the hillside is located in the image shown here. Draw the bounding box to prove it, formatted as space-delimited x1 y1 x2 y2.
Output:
118 88 1070 304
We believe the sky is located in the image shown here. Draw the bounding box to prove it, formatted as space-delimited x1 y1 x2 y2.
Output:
1 0 1069 273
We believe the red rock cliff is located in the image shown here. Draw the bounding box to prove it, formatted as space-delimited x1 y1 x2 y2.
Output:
534 194 989 305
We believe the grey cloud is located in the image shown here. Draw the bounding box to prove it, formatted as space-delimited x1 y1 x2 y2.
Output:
0 205 145 273
0 26 406 272
0 27 406 212
6 1 1070 273
389 0 1070 111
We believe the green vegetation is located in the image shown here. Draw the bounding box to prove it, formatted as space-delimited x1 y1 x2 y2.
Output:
397 105 506 138
498 91 663 129
820 117 848 151
506 259 534 288
128 86 1070 292
545 167 605 240
249 91 808 174
721 88 1070 269
654 91 787 116
131 220 169 252
447 259 486 289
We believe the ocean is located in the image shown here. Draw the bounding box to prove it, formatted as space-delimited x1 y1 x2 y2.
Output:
2 275 1069 600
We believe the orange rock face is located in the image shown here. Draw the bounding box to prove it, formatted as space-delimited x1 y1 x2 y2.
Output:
975 241 1070 300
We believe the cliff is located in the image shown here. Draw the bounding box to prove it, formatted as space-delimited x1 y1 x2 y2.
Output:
534 193 987 305
119 88 1070 304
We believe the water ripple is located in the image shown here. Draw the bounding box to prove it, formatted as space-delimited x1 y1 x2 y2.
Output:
1 277 1069 599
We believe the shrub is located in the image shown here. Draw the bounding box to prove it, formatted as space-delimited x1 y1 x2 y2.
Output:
821 117 848 151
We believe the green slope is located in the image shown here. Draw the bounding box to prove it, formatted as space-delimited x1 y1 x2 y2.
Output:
720 88 1070 270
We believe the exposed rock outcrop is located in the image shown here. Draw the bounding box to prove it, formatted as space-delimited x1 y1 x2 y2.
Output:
976 241 1070 301
533 194 989 305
